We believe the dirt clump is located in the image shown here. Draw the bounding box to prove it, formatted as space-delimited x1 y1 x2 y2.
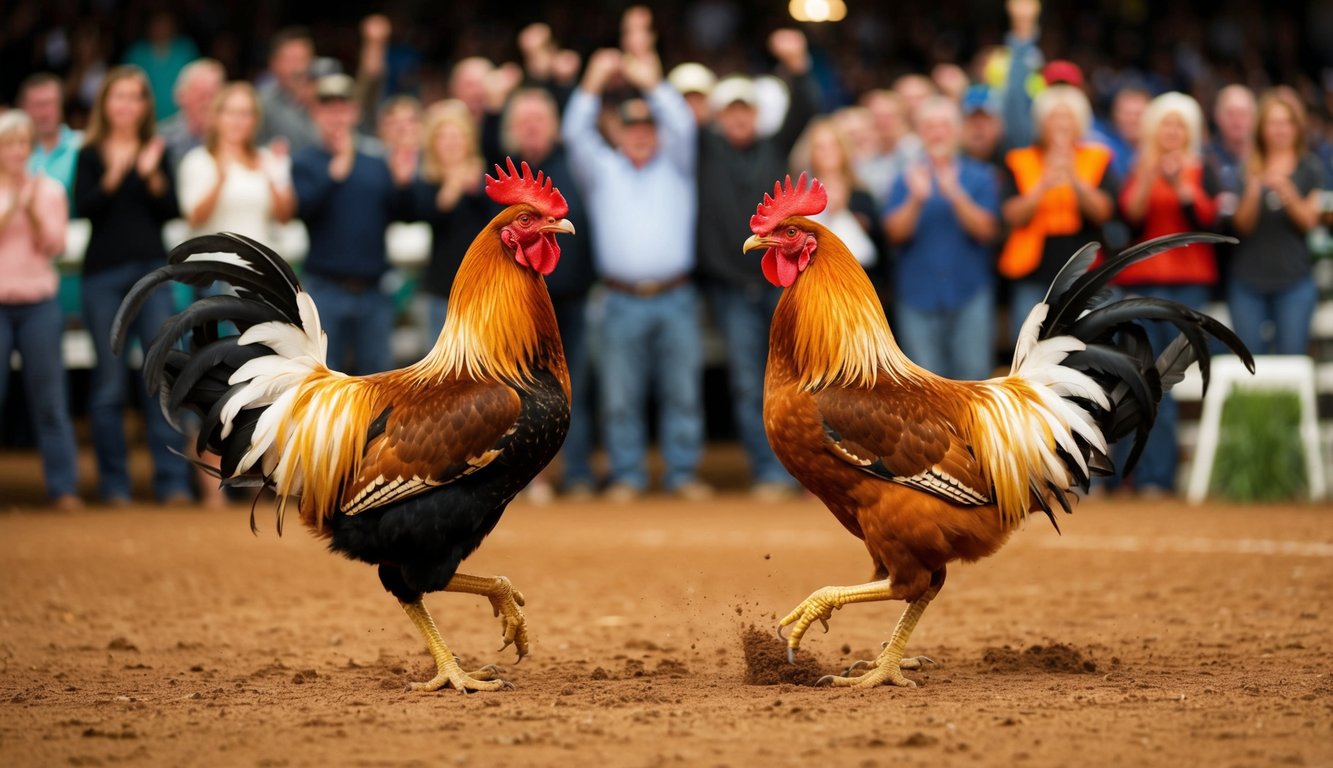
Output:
982 643 1097 673
741 624 826 685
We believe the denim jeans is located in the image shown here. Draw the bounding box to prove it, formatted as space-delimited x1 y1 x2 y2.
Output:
553 295 595 487
894 286 997 381
708 283 794 486
594 283 704 491
1226 276 1318 356
0 298 80 498
1109 284 1211 492
303 273 395 376
82 261 190 501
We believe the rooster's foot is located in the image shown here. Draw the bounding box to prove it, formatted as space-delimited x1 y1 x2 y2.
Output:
408 660 513 694
827 654 935 688
483 577 530 662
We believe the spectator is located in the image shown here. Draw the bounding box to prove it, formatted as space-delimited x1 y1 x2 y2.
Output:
961 84 1005 166
19 73 82 198
412 100 497 342
257 27 320 152
858 89 922 207
790 116 888 305
0 110 81 511
999 84 1118 342
1095 85 1151 181
449 57 496 125
498 87 597 496
178 82 296 241
884 96 1001 381
998 0 1043 150
292 73 416 376
667 63 717 126
695 28 817 500
1114 92 1220 495
562 30 707 500
1227 89 1325 356
1207 84 1257 217
122 11 199 121
157 58 224 171
377 95 423 161
73 65 191 505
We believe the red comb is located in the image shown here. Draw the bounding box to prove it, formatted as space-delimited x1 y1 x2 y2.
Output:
485 157 569 218
749 173 827 235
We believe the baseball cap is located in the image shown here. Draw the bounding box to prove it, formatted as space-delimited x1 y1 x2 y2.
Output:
708 76 759 112
962 84 999 115
668 63 717 97
618 97 655 126
315 73 355 102
1042 59 1084 88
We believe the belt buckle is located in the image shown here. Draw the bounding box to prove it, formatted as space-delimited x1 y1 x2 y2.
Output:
636 279 664 296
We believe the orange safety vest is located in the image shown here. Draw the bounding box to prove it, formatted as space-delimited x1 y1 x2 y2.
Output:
998 144 1112 279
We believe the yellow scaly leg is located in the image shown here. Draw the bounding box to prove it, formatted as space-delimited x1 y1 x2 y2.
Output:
399 599 512 693
779 580 898 662
820 583 941 689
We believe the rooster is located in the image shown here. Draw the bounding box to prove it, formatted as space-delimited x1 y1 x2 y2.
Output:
113 159 575 693
742 174 1252 688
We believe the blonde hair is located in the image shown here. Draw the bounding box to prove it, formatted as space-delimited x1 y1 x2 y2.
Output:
204 81 262 158
0 110 35 143
1032 84 1092 143
420 99 480 184
789 116 862 188
1140 91 1204 157
85 65 156 147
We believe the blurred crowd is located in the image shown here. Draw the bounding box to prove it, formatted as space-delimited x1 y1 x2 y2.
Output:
2 1 1332 510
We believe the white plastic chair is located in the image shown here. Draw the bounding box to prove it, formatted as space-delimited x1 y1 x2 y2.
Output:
1186 355 1327 503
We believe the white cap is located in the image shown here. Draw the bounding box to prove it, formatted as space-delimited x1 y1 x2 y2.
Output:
667 62 717 96
708 75 759 112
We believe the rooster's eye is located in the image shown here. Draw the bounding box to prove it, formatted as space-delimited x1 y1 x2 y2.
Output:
786 227 798 238
519 214 532 226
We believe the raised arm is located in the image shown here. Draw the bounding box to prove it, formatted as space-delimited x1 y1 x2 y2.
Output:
561 48 622 189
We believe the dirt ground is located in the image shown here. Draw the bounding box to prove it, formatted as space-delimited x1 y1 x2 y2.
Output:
1 447 1330 768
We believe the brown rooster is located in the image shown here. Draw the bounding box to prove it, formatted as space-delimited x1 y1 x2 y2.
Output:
743 174 1251 688
113 159 574 693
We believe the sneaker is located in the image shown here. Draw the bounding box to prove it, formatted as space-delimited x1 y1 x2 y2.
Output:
51 494 84 512
524 478 556 506
603 483 642 504
667 480 715 502
561 481 597 502
750 481 798 502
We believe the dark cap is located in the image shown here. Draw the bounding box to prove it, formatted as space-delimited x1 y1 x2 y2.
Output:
315 73 355 102
1042 60 1084 88
617 97 655 126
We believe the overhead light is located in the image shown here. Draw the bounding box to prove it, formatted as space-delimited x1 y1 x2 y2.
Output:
789 0 847 23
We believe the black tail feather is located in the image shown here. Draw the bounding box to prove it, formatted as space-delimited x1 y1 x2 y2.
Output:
112 232 308 497
1035 233 1254 483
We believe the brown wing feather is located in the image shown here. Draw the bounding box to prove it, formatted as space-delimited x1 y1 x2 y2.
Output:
340 378 523 516
814 381 992 506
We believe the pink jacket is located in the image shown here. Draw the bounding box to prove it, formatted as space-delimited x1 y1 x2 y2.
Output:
0 175 68 304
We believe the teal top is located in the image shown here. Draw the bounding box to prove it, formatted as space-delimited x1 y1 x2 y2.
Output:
28 125 83 207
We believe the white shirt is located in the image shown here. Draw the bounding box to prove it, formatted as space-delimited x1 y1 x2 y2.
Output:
177 146 290 240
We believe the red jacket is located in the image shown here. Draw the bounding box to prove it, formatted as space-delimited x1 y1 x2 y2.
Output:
1114 163 1218 286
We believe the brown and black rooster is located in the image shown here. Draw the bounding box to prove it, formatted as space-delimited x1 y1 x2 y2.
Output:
113 159 574 692
743 174 1252 688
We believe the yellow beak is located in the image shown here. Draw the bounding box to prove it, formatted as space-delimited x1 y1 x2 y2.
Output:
743 234 775 254
541 218 576 235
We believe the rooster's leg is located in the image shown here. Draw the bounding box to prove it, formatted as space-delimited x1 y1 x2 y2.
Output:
778 580 896 662
822 570 946 689
400 599 513 693
443 573 530 661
